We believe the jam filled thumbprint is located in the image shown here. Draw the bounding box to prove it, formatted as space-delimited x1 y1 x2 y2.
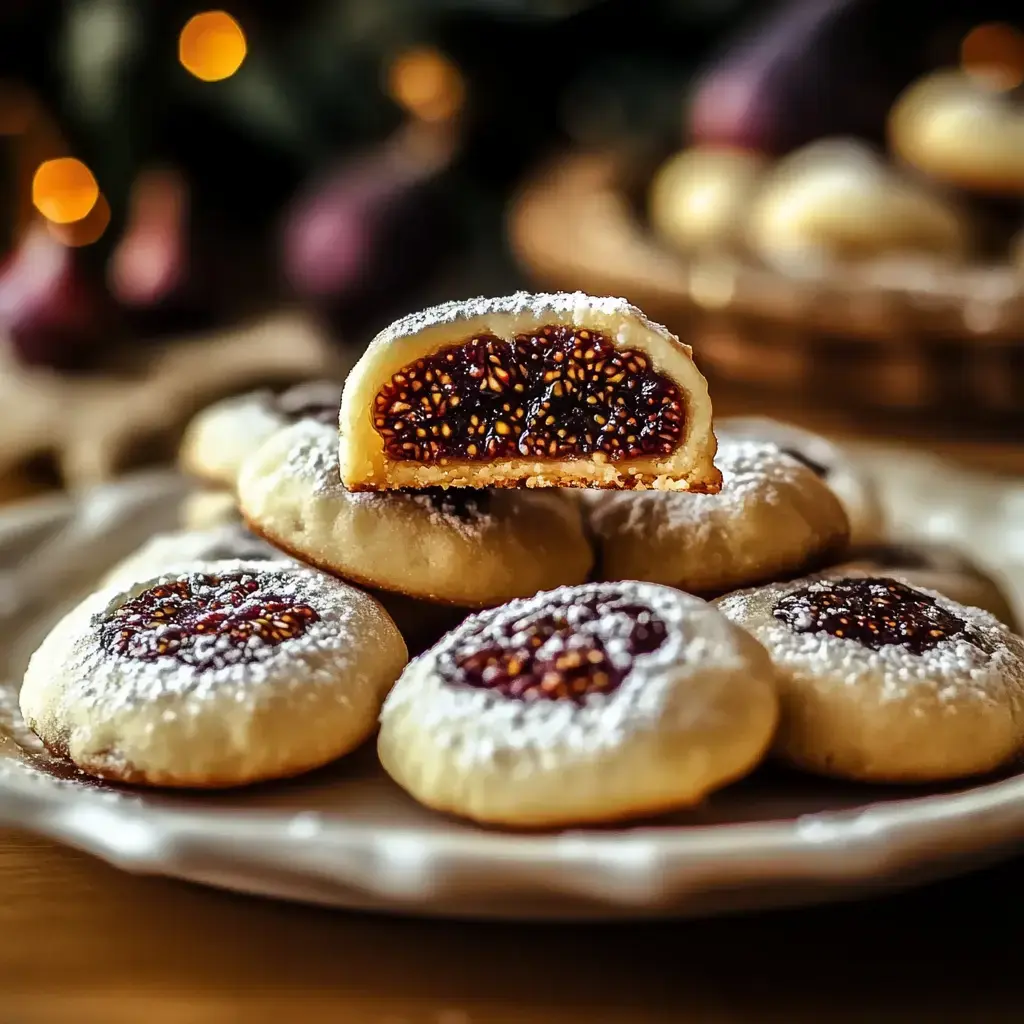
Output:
378 581 778 828
19 562 407 788
717 575 1024 783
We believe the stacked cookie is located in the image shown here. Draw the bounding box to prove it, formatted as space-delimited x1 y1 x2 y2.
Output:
19 292 1024 830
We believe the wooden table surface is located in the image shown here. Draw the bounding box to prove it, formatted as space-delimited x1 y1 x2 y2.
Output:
2 393 1024 1022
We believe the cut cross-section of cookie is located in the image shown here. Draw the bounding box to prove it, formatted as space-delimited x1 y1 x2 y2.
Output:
377 581 778 828
239 419 593 607
338 292 720 491
717 574 1024 783
19 562 408 788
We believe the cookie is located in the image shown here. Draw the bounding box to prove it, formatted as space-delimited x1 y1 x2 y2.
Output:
378 581 778 827
20 562 407 787
239 419 594 607
828 542 1019 632
889 70 1024 195
583 439 849 596
745 138 969 269
648 146 766 253
716 575 1024 783
102 524 290 590
179 379 341 488
106 521 464 655
337 291 720 492
179 489 241 529
716 416 885 545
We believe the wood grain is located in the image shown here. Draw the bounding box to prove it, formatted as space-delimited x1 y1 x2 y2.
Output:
1 827 1023 1022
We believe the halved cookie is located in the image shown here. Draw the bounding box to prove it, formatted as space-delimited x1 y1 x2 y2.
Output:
20 562 408 787
238 419 593 607
338 291 720 492
717 574 1024 783
378 581 778 828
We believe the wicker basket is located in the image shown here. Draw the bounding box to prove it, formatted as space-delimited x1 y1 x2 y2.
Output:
508 151 1024 435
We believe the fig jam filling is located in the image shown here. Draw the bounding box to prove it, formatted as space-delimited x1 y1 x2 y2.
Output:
100 573 320 671
273 380 339 426
445 593 667 704
773 577 970 654
373 325 685 463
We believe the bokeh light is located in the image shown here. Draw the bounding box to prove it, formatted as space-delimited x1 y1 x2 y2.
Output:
31 157 99 224
179 11 247 82
387 47 465 123
46 193 111 247
961 22 1024 90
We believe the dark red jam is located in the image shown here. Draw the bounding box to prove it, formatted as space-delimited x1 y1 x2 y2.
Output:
773 576 969 654
101 572 319 670
445 591 667 704
373 325 685 464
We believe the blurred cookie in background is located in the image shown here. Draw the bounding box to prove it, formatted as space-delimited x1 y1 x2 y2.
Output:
744 138 970 272
648 147 767 254
179 379 343 491
179 489 241 530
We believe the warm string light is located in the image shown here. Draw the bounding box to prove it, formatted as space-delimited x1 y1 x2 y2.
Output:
179 10 247 82
961 22 1024 90
386 46 465 123
32 157 99 225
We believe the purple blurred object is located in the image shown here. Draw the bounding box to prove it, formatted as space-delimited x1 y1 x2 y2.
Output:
689 0 912 154
0 225 106 368
282 124 458 309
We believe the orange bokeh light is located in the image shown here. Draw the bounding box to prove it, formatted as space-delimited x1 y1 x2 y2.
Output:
179 11 247 82
46 193 111 247
961 22 1024 90
32 157 99 224
387 47 465 123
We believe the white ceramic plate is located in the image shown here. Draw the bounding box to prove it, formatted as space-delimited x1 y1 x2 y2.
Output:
2 454 1024 920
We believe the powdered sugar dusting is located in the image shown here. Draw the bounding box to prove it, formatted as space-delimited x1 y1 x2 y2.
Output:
374 291 683 352
0 679 133 799
100 572 321 671
717 574 1024 707
31 561 373 718
585 439 821 543
280 420 497 539
381 581 761 764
